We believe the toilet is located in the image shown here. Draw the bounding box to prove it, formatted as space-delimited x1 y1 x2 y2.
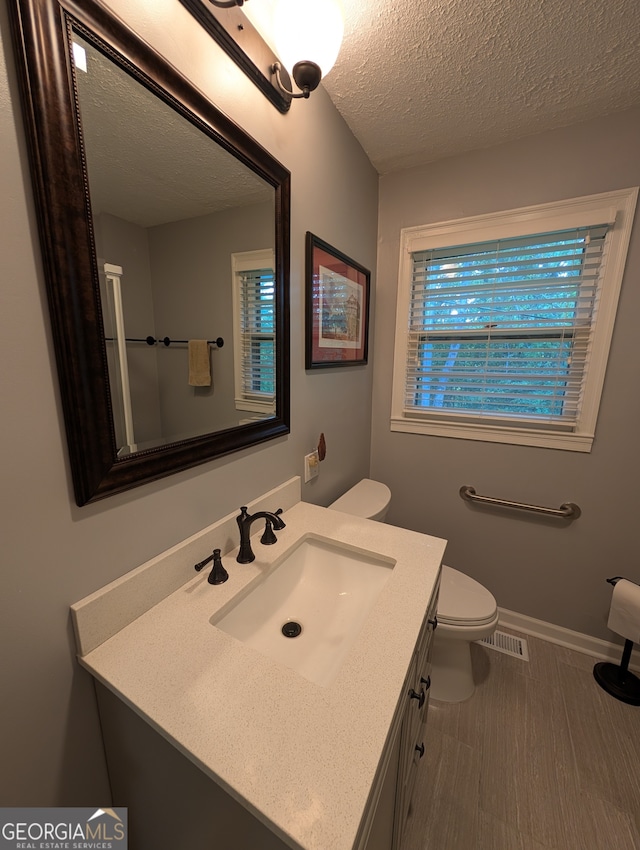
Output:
327 478 392 522
328 478 498 703
430 565 499 702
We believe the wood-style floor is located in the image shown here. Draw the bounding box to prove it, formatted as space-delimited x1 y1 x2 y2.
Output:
403 631 640 850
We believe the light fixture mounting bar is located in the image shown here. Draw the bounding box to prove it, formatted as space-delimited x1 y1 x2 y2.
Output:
178 0 293 112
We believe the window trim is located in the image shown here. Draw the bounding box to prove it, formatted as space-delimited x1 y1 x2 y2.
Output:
391 188 638 451
231 248 276 414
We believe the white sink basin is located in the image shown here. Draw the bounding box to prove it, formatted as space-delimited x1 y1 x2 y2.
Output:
211 535 395 686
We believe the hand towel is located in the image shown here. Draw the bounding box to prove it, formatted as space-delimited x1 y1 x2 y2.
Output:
607 579 640 643
188 340 211 387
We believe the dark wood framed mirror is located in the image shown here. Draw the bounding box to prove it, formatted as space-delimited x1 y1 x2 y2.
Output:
9 0 290 506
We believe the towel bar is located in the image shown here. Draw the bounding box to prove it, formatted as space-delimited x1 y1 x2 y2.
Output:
105 336 224 348
459 485 581 520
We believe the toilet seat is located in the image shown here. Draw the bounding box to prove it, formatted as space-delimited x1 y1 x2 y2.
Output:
437 565 498 626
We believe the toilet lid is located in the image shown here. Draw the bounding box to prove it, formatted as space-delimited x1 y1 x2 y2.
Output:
437 565 498 626
328 479 391 519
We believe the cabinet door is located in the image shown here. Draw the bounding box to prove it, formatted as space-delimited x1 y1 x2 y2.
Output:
362 724 402 850
399 654 419 801
394 572 441 847
394 657 426 847
393 709 411 847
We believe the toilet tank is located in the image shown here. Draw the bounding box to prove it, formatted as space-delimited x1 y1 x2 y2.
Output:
328 479 391 522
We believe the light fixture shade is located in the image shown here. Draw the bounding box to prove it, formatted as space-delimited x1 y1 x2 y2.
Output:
273 0 344 79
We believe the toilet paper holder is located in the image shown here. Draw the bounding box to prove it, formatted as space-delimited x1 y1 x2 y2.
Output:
606 576 631 586
592 576 640 706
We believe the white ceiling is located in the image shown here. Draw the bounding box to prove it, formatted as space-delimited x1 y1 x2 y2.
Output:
320 0 640 174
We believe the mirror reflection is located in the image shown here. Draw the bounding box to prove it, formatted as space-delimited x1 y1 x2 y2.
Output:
74 33 277 455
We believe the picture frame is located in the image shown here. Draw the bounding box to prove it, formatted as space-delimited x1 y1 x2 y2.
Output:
305 232 371 369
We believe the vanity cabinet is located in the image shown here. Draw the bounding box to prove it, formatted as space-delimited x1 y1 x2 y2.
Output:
392 574 439 849
73 495 446 850
360 571 440 850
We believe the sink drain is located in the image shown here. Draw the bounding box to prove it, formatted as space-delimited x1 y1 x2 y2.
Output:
282 621 302 638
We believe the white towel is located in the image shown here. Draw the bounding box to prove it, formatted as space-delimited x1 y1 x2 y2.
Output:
607 579 640 643
188 340 211 387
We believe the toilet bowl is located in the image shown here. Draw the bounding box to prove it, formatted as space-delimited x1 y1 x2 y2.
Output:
430 565 498 702
328 479 498 703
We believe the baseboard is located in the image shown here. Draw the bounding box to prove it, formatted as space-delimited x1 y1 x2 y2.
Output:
498 607 640 672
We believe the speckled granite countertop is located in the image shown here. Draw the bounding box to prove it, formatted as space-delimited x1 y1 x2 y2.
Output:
72 492 445 850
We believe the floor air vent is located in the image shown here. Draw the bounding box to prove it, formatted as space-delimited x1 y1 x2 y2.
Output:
478 630 530 661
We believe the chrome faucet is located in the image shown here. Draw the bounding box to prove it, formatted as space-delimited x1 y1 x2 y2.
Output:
236 506 286 563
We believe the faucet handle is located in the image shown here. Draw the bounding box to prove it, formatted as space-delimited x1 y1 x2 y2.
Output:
194 552 215 572
195 549 229 584
262 508 286 544
261 518 278 545
208 549 229 585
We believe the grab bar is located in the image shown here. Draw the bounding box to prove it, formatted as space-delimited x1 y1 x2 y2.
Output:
459 485 581 520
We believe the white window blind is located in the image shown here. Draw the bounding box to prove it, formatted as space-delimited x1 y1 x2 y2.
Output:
391 189 638 451
238 266 276 401
405 225 611 430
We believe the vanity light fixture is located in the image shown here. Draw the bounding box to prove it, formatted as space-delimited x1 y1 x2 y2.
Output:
207 0 344 100
270 0 344 99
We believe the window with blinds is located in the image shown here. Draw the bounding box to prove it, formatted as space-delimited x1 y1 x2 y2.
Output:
406 226 608 429
238 267 275 397
232 249 276 412
390 189 638 451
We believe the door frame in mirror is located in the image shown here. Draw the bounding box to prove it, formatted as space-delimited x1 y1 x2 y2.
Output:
9 0 290 506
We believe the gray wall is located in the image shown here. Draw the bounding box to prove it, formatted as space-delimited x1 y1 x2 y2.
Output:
149 200 274 438
372 108 640 642
0 0 377 806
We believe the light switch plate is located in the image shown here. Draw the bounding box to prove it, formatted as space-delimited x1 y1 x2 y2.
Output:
304 450 320 483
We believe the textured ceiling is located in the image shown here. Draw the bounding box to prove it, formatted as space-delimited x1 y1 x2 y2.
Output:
75 0 640 220
321 0 640 174
75 34 273 227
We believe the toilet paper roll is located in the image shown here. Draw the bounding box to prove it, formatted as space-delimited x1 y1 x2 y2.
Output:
607 579 640 643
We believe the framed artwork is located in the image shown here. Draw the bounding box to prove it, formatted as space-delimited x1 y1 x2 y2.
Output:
305 232 371 369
